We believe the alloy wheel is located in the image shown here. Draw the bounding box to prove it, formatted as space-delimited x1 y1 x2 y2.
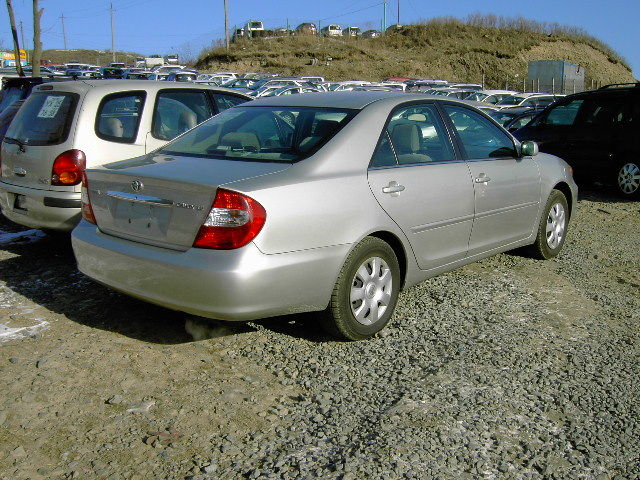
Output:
546 202 566 249
618 163 640 195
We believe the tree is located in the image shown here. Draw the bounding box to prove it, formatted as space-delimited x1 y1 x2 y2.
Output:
5 0 24 76
32 0 43 76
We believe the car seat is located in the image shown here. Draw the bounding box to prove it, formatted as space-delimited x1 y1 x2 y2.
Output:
390 123 432 164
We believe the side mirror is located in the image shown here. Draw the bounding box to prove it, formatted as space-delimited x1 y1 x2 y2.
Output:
521 140 539 157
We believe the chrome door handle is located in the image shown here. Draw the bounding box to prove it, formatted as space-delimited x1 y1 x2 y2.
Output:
382 182 405 194
474 175 491 184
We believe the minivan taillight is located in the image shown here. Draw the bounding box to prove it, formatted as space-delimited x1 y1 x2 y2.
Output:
81 173 96 224
193 189 266 250
51 149 86 186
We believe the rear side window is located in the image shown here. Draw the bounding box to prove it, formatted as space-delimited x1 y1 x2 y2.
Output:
152 90 213 140
538 99 584 126
444 105 516 159
5 91 78 146
213 93 248 112
96 92 145 143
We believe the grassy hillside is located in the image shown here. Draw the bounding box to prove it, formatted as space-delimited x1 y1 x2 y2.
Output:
195 17 635 88
41 49 142 66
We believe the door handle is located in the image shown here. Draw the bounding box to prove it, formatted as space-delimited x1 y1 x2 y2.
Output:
474 174 491 184
382 182 405 195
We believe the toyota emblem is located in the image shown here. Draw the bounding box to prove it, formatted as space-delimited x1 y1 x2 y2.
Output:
131 179 144 192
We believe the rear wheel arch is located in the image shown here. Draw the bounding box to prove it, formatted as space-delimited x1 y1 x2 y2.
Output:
368 231 408 290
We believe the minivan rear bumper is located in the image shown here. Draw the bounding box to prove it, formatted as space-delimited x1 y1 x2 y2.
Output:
0 181 81 231
71 220 350 321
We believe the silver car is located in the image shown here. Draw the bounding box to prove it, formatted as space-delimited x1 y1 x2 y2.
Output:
0 80 250 231
71 92 577 340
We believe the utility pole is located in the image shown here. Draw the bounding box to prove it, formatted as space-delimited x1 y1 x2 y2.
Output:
19 20 25 52
60 13 67 49
5 0 24 76
32 0 43 76
223 0 229 50
382 0 387 32
109 3 115 63
397 0 400 25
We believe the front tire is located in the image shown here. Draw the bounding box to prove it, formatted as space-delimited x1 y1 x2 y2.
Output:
320 237 400 341
616 162 640 198
527 189 569 260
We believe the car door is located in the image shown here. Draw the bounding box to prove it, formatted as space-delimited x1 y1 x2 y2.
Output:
367 102 475 271
442 104 541 255
145 89 216 153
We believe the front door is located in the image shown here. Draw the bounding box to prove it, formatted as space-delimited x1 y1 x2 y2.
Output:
442 104 541 255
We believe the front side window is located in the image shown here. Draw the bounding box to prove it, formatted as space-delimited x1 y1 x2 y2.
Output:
582 96 626 126
96 92 145 143
152 90 213 140
159 106 356 162
5 92 78 146
444 105 516 159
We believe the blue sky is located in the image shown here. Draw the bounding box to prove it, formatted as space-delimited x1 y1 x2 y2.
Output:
2 0 638 77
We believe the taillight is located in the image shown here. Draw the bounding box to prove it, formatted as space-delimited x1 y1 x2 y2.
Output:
81 173 96 224
193 189 266 250
51 149 86 186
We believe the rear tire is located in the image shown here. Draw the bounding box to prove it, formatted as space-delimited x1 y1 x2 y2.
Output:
616 162 640 198
319 237 400 341
526 189 569 260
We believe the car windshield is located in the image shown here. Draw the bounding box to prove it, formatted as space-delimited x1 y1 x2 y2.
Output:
466 92 487 102
497 95 526 106
0 85 28 112
159 106 357 163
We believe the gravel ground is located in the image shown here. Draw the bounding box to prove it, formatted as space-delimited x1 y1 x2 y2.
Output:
0 188 638 480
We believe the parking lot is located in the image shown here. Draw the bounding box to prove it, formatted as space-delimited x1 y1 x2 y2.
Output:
0 187 638 479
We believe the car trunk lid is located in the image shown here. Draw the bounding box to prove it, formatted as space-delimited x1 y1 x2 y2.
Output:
87 153 289 250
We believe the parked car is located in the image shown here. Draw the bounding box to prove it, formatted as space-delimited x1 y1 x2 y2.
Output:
100 67 125 79
321 24 341 36
260 86 321 96
361 29 380 38
295 23 317 35
514 83 640 197
71 92 576 340
465 90 518 105
166 71 198 82
147 72 170 81
0 81 251 231
342 26 360 36
496 93 564 110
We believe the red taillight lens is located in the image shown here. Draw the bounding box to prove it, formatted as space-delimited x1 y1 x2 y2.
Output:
193 189 266 250
81 172 96 224
51 149 86 186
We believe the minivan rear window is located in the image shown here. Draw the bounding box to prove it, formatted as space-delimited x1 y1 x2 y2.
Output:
4 91 78 146
159 106 357 162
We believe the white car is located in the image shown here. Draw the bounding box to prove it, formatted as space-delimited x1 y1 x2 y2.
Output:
0 81 250 231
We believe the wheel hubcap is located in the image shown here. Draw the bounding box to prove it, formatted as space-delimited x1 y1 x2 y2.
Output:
618 163 640 194
546 202 566 249
350 256 393 326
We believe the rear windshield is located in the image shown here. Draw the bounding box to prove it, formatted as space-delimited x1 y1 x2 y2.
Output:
5 91 78 146
159 106 357 162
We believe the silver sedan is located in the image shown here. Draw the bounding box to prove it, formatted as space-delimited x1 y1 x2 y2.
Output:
71 92 577 340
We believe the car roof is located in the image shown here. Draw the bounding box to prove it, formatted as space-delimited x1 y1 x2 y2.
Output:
30 79 249 97
243 91 471 109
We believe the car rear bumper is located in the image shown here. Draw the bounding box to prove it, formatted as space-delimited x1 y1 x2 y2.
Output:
71 220 351 321
0 181 81 231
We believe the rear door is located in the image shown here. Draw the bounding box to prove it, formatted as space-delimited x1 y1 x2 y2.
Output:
367 102 475 270
442 104 541 255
